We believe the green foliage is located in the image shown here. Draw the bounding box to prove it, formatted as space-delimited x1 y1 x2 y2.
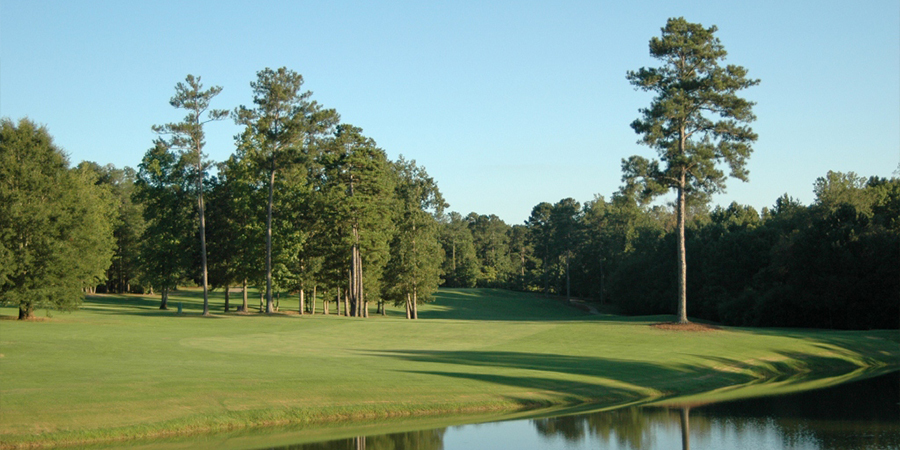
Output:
133 139 196 299
152 74 229 315
522 199 586 296
0 118 116 318
467 213 512 287
77 162 146 294
526 202 554 294
813 170 871 214
623 17 759 323
383 157 446 316
624 17 759 200
233 67 339 312
207 152 267 295
316 124 396 313
596 174 900 329
505 224 532 291
439 212 479 288
152 74 228 167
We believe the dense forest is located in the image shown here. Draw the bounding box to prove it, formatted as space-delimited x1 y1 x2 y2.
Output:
2 19 897 329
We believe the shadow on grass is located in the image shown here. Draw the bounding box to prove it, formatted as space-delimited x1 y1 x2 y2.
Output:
368 349 729 406
692 351 876 385
409 370 647 408
82 294 371 319
370 347 889 408
83 294 254 318
420 289 598 322
373 349 694 380
731 328 900 371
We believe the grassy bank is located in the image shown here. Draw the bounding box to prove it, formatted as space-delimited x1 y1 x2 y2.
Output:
0 288 897 448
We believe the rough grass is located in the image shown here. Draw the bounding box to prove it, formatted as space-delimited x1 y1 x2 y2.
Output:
0 287 897 448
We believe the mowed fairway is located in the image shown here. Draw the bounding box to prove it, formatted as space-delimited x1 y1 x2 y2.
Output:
1 288 898 447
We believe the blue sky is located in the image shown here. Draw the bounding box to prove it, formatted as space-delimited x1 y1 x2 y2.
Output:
3 1 898 224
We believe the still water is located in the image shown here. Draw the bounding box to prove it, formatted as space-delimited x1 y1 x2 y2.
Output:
259 371 899 450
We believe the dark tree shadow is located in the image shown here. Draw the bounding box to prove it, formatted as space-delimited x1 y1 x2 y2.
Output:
365 349 730 408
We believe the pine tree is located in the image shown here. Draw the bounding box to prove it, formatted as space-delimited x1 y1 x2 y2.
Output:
384 157 446 319
233 67 338 313
152 75 228 316
318 124 395 317
623 18 759 323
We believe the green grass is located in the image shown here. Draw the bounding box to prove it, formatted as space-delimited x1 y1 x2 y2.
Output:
0 287 897 448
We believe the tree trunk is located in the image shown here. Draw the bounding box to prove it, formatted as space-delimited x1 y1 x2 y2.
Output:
412 286 418 320
224 284 230 312
265 157 275 314
343 286 349 317
160 287 169 310
520 247 526 291
406 293 412 319
241 278 248 312
451 240 456 273
299 288 305 315
350 224 361 317
565 248 571 301
349 265 356 317
676 177 689 324
18 303 33 320
198 169 210 316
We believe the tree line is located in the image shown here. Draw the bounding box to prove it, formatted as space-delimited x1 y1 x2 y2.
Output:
1 68 446 320
436 171 899 329
2 18 896 328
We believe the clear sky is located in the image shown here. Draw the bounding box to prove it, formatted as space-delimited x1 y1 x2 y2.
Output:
3 1 898 224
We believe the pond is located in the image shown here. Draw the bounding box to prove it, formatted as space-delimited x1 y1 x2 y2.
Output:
253 370 899 450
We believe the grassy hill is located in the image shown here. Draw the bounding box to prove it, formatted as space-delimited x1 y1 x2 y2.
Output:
1 287 897 448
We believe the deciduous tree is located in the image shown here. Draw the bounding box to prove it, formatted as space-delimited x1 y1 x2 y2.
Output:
134 140 195 309
0 118 116 319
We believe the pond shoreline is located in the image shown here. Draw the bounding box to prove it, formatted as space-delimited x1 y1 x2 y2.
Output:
4 365 897 449
2 289 898 449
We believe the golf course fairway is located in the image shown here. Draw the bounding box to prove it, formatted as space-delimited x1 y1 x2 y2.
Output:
1 288 897 448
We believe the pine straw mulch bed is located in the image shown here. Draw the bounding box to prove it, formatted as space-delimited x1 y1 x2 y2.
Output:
650 321 721 332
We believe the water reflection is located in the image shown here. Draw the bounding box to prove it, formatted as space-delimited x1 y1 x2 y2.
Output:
261 429 445 450
268 371 898 450
531 371 899 450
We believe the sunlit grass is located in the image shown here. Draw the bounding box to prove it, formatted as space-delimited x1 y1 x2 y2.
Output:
0 287 897 448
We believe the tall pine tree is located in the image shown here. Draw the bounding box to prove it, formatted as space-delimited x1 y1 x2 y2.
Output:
152 75 228 316
623 18 759 323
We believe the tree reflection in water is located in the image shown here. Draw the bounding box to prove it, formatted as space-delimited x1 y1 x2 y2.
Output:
531 372 899 450
262 428 445 450
260 372 898 450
